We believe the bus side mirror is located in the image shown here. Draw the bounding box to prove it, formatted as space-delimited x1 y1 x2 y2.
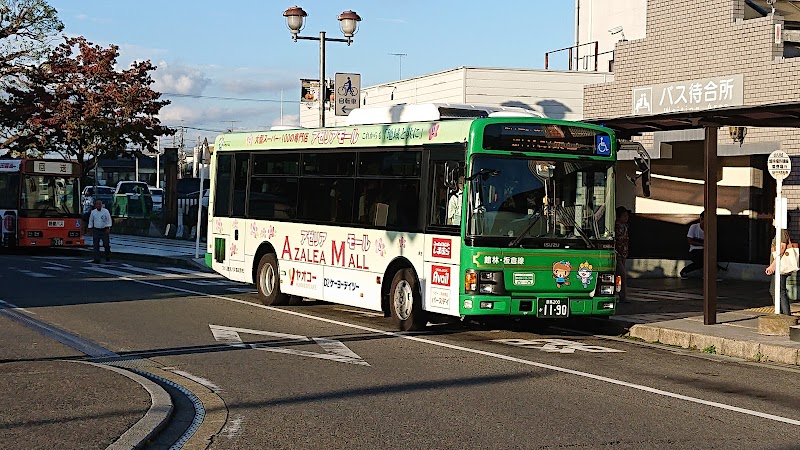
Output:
641 171 651 198
632 153 652 198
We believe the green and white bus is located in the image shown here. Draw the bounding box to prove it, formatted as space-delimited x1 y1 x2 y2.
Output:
207 104 633 330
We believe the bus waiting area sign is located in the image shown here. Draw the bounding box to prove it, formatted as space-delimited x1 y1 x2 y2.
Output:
768 150 791 180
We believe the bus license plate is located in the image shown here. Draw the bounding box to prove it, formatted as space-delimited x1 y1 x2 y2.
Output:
51 238 64 246
537 298 569 318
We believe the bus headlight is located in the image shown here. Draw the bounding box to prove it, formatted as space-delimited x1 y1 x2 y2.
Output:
477 271 505 295
600 285 615 295
599 273 615 284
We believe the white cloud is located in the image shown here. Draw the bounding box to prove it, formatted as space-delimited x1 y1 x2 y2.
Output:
158 103 281 132
271 114 300 127
219 78 296 95
153 62 211 95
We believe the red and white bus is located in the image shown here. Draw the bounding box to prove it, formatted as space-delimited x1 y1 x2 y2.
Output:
0 159 84 248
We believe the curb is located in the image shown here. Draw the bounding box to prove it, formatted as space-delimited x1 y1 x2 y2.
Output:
69 361 173 450
629 324 800 366
59 247 208 271
143 367 228 450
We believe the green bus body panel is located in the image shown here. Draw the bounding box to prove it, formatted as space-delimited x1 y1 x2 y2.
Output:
459 247 617 317
214 120 472 151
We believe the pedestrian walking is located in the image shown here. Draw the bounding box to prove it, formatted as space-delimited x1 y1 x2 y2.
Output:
679 211 725 280
88 199 112 263
765 213 793 316
614 206 630 302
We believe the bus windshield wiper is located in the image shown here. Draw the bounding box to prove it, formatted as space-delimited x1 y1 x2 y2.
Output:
556 206 595 249
466 168 501 181
508 212 542 248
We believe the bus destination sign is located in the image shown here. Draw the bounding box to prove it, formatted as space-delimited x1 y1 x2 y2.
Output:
31 161 74 175
482 123 609 156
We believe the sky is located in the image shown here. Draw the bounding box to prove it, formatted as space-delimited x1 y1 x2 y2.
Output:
47 1 575 147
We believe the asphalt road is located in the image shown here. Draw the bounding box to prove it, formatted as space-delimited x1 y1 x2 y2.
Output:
2 253 800 450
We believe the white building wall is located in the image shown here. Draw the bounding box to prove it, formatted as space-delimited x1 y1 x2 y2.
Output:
300 66 613 126
575 0 647 72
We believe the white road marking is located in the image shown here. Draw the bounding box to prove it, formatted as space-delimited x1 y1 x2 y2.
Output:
103 274 800 427
158 267 220 278
180 279 237 286
333 308 384 318
171 369 223 393
493 338 625 354
210 324 370 366
45 262 71 268
42 266 70 271
226 287 257 293
0 300 36 315
17 269 53 278
220 415 243 439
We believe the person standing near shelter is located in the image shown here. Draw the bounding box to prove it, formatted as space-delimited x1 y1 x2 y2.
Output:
765 213 793 316
88 199 112 263
614 206 630 302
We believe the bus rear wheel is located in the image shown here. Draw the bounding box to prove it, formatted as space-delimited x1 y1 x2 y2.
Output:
256 253 289 306
389 268 427 331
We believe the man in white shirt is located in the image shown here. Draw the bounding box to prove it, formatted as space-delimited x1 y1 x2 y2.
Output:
679 211 724 280
88 199 112 263
447 177 464 226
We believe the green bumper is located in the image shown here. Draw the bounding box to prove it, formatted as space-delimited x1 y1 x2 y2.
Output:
459 295 616 317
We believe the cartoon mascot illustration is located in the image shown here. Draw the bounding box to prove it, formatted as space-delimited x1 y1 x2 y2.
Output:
552 260 572 288
577 261 593 288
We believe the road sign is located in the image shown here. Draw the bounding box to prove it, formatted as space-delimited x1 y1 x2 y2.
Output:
767 150 791 180
334 73 360 116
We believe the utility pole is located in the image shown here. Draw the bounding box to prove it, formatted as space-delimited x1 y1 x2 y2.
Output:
389 53 407 79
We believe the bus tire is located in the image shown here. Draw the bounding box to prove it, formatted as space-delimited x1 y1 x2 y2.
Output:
389 268 427 331
256 253 288 306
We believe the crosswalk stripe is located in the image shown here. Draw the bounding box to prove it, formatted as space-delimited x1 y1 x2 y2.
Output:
17 269 53 278
157 267 219 278
226 287 257 293
85 266 139 277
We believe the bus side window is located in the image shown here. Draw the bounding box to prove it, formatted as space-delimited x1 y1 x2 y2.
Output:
429 161 459 227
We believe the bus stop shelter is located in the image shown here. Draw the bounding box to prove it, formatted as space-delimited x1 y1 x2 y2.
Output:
588 101 800 325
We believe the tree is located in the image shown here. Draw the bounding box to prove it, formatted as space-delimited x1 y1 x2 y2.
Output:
0 36 174 175
0 0 63 88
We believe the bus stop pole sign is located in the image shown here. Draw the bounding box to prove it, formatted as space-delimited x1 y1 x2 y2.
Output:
767 150 791 314
334 73 360 116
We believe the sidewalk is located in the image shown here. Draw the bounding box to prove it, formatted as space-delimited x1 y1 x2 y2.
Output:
616 278 800 366
0 307 171 449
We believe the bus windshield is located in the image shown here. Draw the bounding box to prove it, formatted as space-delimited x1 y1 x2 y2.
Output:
466 155 614 245
21 175 80 217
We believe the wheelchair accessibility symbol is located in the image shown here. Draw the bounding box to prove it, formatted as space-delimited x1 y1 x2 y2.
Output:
596 135 611 156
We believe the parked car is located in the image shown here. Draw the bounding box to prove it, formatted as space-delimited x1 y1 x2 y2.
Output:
82 185 115 214
149 187 163 211
114 181 153 216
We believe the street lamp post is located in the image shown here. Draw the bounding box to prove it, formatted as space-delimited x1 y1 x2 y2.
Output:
283 6 362 128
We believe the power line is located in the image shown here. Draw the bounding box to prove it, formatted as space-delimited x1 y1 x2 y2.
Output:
161 92 301 104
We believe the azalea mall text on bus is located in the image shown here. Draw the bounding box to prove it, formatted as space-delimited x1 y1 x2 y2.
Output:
207 112 650 330
0 159 84 249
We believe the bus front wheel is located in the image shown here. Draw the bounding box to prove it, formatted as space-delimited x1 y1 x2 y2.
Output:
256 253 289 306
389 268 427 331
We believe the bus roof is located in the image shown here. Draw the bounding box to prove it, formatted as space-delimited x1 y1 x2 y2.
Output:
214 117 615 154
215 119 475 152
